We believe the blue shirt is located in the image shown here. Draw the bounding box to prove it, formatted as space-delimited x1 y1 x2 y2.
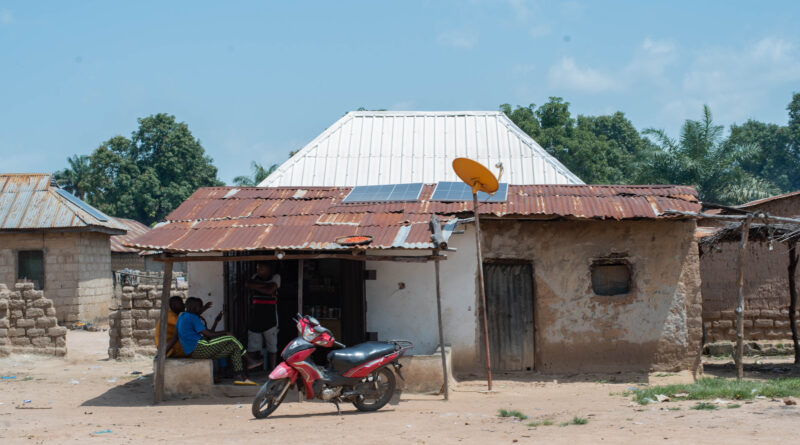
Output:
176 312 206 354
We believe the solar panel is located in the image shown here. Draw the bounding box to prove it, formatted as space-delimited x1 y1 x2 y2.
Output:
56 189 110 222
430 182 509 203
341 183 424 203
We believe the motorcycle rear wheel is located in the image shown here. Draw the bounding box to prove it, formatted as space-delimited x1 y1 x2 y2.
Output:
352 367 396 412
252 378 290 419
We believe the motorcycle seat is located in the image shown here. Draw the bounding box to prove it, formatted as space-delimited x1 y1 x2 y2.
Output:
327 341 397 374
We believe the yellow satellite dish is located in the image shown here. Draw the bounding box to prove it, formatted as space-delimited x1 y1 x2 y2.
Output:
452 158 499 195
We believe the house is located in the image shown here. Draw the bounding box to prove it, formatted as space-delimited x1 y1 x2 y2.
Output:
126 111 703 376
0 173 126 324
109 217 187 276
110 218 151 272
700 190 800 343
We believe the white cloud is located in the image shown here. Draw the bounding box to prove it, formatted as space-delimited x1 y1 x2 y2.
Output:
671 37 800 125
547 56 620 93
436 29 478 49
0 10 12 24
529 23 551 38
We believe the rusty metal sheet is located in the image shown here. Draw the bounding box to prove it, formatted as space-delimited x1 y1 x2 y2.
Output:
0 174 126 232
109 218 152 253
124 183 701 253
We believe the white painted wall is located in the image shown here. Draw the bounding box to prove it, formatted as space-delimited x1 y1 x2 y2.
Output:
186 259 225 330
365 225 479 371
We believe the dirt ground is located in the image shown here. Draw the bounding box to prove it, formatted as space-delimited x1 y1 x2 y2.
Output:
2 331 799 444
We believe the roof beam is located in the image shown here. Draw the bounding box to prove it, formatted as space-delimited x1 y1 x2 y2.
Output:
152 252 446 263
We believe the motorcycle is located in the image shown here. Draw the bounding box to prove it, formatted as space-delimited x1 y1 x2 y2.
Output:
252 314 412 419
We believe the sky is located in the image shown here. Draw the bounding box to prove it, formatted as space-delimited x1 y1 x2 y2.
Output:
1 1 799 184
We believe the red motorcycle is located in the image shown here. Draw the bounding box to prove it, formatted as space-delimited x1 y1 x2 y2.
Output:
252 314 412 418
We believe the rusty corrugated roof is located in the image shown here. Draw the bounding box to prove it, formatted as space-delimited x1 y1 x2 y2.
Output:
109 218 151 252
0 174 126 234
123 184 700 253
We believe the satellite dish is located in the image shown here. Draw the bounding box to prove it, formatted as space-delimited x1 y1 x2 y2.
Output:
452 158 499 195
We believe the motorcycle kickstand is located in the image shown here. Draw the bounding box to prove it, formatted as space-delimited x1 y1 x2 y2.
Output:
333 399 341 415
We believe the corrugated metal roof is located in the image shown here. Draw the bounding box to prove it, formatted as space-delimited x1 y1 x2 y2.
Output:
124 184 700 253
0 174 126 234
258 111 584 187
737 189 800 209
109 218 151 252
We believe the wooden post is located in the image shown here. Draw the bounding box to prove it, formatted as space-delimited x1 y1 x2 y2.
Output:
734 215 752 380
297 259 304 402
433 250 449 400
473 192 492 391
153 258 174 404
788 241 799 365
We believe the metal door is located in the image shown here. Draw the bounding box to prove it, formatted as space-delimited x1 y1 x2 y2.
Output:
483 262 535 371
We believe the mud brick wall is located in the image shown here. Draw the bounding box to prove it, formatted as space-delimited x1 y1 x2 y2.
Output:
0 282 68 356
703 308 800 343
107 280 188 359
701 238 799 342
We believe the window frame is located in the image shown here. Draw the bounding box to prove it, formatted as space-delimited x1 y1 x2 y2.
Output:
17 250 45 290
590 257 632 297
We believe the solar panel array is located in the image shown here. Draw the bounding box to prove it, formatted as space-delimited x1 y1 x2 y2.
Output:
56 189 110 222
341 183 424 203
430 182 509 202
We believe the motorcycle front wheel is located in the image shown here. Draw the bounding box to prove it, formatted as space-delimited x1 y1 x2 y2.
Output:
252 378 290 419
352 367 396 412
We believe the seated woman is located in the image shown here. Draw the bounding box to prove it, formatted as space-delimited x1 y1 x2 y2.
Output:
170 297 261 385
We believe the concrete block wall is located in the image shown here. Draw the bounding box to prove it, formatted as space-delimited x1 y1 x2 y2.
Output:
108 279 188 359
0 282 68 356
0 232 114 325
75 232 113 323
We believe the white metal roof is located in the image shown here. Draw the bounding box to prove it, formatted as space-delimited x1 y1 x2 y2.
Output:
258 111 583 187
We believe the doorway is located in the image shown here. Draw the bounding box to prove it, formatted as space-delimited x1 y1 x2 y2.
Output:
483 261 535 371
224 255 366 356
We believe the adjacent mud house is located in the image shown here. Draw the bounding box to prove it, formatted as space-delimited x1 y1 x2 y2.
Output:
0 173 125 324
700 190 800 342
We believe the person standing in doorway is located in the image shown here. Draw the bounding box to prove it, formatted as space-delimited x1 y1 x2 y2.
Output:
245 262 281 370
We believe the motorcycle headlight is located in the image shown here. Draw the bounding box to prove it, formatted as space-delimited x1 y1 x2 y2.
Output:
302 326 316 342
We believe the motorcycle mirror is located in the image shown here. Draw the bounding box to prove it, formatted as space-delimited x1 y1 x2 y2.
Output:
307 316 320 326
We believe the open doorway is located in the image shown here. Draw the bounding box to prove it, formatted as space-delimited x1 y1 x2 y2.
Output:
224 256 366 360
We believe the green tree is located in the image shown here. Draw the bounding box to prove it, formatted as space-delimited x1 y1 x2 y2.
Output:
500 98 655 184
53 154 92 199
641 105 778 204
233 161 278 186
85 114 222 225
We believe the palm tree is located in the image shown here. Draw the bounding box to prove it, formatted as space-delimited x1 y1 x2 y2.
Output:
53 155 92 199
640 105 778 205
233 161 278 186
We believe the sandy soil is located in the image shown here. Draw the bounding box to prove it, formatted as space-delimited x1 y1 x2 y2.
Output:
1 331 799 444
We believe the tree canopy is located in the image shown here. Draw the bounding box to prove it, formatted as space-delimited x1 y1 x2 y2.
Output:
57 114 223 225
501 93 800 205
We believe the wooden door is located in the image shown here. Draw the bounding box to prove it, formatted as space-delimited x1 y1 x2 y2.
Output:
483 262 535 371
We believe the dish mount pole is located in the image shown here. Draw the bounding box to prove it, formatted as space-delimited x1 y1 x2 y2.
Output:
473 191 493 391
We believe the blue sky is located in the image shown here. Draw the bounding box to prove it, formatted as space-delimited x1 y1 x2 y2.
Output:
2 1 799 184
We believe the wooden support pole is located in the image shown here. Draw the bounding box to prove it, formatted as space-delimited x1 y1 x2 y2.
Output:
297 259 304 403
788 241 799 365
735 215 752 380
473 192 492 391
433 249 449 400
153 258 173 404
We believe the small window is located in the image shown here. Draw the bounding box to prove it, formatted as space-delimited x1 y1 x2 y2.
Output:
18 250 44 290
591 261 630 296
